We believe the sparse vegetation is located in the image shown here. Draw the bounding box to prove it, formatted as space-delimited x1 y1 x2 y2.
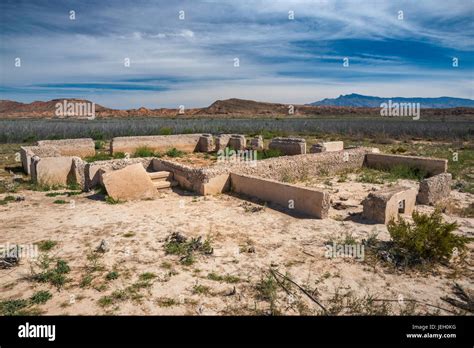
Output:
36 240 58 252
164 232 213 265
31 256 71 290
207 272 241 284
165 147 184 158
30 290 53 305
105 196 123 204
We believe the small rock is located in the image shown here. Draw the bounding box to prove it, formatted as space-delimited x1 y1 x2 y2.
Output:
224 286 236 296
247 246 256 253
96 239 109 253
339 195 349 201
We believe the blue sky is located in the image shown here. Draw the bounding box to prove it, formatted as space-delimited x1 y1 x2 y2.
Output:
0 0 473 109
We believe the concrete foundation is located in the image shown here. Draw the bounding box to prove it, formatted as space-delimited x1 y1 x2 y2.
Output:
310 141 344 153
37 138 95 158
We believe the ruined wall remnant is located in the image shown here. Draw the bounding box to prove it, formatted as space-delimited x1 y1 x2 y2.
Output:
362 186 417 224
230 173 330 218
365 153 447 176
37 138 95 158
110 134 202 155
417 173 452 205
310 141 344 153
269 137 306 155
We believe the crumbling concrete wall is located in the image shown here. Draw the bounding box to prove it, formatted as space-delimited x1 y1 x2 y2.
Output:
37 138 95 158
417 173 452 205
85 158 153 190
102 163 157 201
365 153 447 176
110 134 202 155
227 147 378 182
230 173 330 218
310 141 344 153
269 137 306 155
362 186 417 224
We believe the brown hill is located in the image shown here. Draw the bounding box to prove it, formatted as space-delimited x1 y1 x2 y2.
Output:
0 98 472 120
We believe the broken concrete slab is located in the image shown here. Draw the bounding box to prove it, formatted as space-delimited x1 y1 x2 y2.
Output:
215 134 232 151
417 173 452 205
102 163 157 201
362 186 417 224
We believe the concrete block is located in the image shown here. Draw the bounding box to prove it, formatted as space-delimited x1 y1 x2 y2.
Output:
310 141 344 153
417 173 452 205
198 134 214 152
32 156 75 187
228 134 246 151
250 136 264 150
20 145 60 175
215 134 231 151
362 186 417 224
269 137 306 155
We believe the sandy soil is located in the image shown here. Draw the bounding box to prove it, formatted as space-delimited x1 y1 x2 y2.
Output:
0 174 472 316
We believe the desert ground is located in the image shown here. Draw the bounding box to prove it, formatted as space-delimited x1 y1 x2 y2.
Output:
0 138 473 316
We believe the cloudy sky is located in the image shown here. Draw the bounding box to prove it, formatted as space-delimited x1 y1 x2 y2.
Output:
0 0 473 109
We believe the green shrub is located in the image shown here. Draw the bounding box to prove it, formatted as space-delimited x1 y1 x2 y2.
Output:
30 290 52 305
387 209 469 266
0 299 29 315
53 199 67 204
85 153 113 163
134 146 155 157
37 240 57 252
32 256 71 289
164 232 213 265
105 271 119 281
94 140 105 150
165 148 184 158
113 152 126 159
105 196 123 204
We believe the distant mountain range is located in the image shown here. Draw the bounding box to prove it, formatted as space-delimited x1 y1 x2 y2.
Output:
0 96 473 119
309 94 474 108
